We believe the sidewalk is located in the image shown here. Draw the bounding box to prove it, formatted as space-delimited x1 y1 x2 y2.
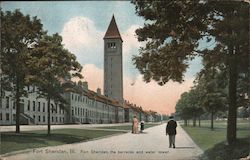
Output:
1 123 203 160
0 123 133 132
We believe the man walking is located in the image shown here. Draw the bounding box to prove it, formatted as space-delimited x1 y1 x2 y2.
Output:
166 116 177 148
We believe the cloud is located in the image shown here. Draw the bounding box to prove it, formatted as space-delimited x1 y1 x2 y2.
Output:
72 64 103 92
60 16 104 69
61 16 103 53
121 25 142 55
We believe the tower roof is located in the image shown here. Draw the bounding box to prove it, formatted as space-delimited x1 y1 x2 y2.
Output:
104 15 123 41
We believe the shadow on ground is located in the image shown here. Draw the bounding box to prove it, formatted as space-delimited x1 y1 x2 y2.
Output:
174 147 195 149
199 138 249 160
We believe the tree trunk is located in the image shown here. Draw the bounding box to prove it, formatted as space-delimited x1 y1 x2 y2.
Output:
211 110 214 131
227 47 238 145
184 119 187 126
15 79 20 133
47 97 51 135
193 113 196 127
198 116 201 127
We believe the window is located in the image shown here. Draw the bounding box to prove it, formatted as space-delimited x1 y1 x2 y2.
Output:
33 115 35 121
6 113 9 121
72 94 74 100
55 104 57 113
38 102 40 112
38 116 41 122
52 116 54 122
51 104 54 113
43 103 45 112
13 101 16 109
56 117 58 122
13 114 16 121
0 113 2 120
27 100 30 111
43 116 45 122
6 97 9 108
107 42 116 49
72 109 74 116
33 101 36 111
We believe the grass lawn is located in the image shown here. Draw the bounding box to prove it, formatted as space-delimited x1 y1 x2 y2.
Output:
181 119 250 160
96 123 160 131
0 129 125 155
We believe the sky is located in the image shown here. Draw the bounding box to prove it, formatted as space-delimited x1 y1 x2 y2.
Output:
2 1 207 115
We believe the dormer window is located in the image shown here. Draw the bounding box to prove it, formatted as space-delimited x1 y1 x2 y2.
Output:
107 42 116 49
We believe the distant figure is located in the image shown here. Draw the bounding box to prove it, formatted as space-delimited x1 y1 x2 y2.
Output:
132 116 139 134
166 116 177 148
140 120 145 133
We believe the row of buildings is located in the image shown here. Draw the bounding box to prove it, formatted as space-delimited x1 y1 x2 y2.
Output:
0 81 162 125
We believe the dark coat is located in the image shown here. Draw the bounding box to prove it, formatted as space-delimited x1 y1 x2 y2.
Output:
166 120 177 135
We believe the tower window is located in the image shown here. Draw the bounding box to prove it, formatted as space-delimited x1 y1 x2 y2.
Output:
107 42 116 49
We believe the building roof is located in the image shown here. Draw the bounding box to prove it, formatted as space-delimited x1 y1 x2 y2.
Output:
63 80 159 113
103 15 123 41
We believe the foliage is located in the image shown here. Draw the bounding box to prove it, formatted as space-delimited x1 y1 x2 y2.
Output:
132 0 249 144
1 9 82 134
175 89 204 126
197 55 228 117
27 33 82 135
1 9 44 133
27 33 82 106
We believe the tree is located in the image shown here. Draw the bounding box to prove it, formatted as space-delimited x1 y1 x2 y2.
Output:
207 1 249 143
176 92 194 126
27 33 82 135
1 10 43 133
188 87 204 127
196 54 228 130
176 87 204 127
132 0 249 145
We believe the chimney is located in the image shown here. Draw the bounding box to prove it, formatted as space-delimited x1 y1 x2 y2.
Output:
97 88 101 95
77 81 83 86
82 81 88 91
